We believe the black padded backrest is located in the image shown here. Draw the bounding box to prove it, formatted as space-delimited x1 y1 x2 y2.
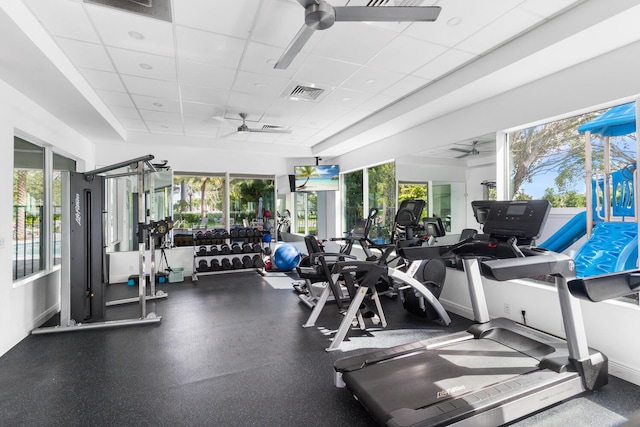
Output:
304 235 323 255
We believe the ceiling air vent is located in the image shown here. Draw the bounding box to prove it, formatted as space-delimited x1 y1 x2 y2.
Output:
261 125 285 131
287 85 325 102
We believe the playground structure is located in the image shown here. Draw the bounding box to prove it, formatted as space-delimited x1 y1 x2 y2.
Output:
540 101 639 277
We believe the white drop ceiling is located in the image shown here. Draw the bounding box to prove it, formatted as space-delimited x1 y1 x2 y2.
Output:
3 0 640 160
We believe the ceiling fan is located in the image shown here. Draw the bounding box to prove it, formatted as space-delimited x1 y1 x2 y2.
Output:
224 113 292 136
275 0 442 69
450 141 484 158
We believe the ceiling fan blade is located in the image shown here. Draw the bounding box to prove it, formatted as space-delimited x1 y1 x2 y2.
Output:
274 24 316 70
249 128 292 134
450 148 471 153
334 6 441 22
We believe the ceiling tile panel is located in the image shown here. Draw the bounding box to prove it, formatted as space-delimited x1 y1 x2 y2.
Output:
138 109 183 124
86 3 175 57
79 68 127 91
321 87 372 111
118 117 148 131
232 71 291 98
292 56 360 88
250 0 311 48
412 48 476 80
131 94 181 113
455 8 542 55
183 116 220 137
24 0 100 42
402 0 520 48
178 61 236 90
366 35 447 74
310 22 396 65
95 89 134 107
176 26 245 69
109 105 142 120
173 0 255 39
240 41 307 78
180 84 229 106
145 120 184 134
341 66 406 95
121 74 179 98
55 38 114 71
108 47 177 81
226 92 274 116
181 101 225 119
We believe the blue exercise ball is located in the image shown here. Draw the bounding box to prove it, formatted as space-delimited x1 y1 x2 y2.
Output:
273 244 301 271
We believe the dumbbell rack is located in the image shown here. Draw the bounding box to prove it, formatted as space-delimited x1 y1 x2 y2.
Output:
191 227 270 281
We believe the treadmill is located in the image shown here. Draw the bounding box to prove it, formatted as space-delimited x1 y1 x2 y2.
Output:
333 200 608 427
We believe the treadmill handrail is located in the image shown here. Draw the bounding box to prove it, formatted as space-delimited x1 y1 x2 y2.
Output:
568 269 640 302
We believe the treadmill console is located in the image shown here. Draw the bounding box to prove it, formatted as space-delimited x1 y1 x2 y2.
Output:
482 200 551 244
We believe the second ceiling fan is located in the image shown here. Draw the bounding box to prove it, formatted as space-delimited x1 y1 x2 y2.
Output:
275 0 442 69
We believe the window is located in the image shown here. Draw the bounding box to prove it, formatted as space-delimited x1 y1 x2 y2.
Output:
172 174 275 231
342 169 363 234
368 162 396 243
229 176 275 228
13 137 75 280
294 192 317 235
173 174 226 229
341 162 396 243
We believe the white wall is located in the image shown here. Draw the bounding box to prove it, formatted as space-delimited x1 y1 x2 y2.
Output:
0 78 95 357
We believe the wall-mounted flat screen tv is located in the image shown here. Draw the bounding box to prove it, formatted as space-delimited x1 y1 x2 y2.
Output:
294 164 339 192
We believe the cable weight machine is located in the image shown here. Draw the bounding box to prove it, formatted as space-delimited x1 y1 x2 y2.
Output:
33 155 164 334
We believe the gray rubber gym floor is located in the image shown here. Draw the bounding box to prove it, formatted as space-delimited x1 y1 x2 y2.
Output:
1 271 639 426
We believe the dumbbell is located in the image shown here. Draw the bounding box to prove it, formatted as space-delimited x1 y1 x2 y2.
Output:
253 255 265 268
252 243 262 253
246 228 254 238
263 246 272 255
220 244 231 255
230 228 239 238
221 258 232 270
212 230 221 239
238 228 247 238
231 257 243 269
231 243 242 254
197 259 209 272
242 255 253 268
204 230 212 239
242 243 253 253
210 259 220 271
195 231 204 241
210 246 219 255
197 245 207 256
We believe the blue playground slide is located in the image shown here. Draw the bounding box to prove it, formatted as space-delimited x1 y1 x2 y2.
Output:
573 222 638 278
539 211 587 253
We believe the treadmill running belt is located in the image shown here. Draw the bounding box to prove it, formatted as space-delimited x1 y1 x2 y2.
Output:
342 339 540 425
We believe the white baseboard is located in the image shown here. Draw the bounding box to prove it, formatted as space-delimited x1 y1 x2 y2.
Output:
32 303 59 329
609 360 640 387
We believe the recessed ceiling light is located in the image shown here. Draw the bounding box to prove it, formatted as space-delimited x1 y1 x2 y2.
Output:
153 102 163 107
447 17 462 27
139 63 153 70
128 31 145 40
254 83 264 88
366 79 376 84
342 97 351 102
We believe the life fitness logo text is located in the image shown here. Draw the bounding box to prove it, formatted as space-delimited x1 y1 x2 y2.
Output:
437 385 466 399
74 193 81 227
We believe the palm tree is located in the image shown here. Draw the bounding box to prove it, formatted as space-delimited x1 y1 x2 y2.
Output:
295 166 320 189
